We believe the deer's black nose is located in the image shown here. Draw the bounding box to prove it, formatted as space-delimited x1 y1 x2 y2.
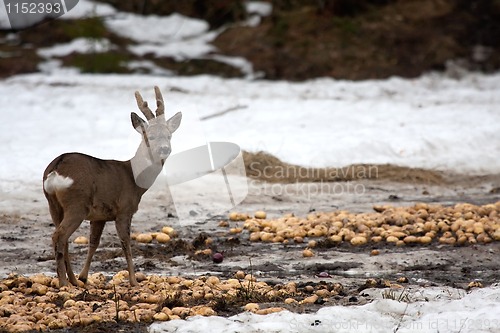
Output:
158 147 171 157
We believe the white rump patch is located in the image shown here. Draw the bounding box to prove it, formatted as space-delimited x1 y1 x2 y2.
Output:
43 171 74 194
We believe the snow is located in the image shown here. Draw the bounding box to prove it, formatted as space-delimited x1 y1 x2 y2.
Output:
206 54 258 79
0 71 499 190
37 38 114 57
105 13 218 61
149 285 500 333
128 36 216 60
243 1 273 27
126 60 174 76
245 1 273 16
59 0 116 20
106 13 210 44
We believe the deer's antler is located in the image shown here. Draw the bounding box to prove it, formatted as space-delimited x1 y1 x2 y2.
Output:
135 86 165 119
134 91 155 120
154 86 164 117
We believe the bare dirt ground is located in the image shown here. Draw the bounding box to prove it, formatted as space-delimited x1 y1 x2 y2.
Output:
0 166 499 332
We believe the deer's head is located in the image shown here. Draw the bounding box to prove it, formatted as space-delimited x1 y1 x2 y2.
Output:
131 86 182 165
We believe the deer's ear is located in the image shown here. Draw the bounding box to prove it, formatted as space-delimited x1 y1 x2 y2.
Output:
166 112 182 133
131 112 147 134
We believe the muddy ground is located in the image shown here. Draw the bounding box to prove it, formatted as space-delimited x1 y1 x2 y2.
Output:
0 168 499 332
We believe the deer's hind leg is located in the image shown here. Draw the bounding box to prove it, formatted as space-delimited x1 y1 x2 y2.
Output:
47 195 77 285
52 207 86 287
46 193 63 227
79 220 105 283
64 242 78 285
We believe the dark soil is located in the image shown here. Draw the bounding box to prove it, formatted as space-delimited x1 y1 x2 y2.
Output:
243 150 446 184
213 0 500 80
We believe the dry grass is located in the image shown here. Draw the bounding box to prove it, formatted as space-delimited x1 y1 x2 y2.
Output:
243 151 445 184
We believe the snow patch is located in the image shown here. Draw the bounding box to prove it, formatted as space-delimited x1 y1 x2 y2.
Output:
245 1 273 16
126 60 174 76
207 54 258 79
128 37 216 61
149 286 500 333
105 13 218 61
38 38 114 58
1 71 499 185
106 13 210 44
60 0 116 20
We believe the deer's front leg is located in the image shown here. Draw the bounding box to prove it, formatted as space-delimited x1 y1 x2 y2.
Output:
115 215 137 286
79 220 105 283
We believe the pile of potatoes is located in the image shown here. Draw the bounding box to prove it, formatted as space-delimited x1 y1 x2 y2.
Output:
231 202 499 247
0 270 339 332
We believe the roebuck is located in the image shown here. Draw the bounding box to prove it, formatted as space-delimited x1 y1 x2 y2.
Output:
43 86 181 287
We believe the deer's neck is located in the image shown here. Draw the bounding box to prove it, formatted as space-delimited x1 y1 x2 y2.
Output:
129 141 163 190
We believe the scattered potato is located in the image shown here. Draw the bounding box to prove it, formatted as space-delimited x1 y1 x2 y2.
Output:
419 236 432 244
307 240 317 248
254 211 267 219
218 220 229 227
136 233 153 244
229 227 243 234
194 249 212 256
156 233 171 243
193 306 216 316
74 236 88 245
403 235 418 244
386 236 399 243
467 281 483 289
161 226 177 237
244 303 260 312
229 212 249 221
301 294 319 304
350 236 367 246
153 312 169 321
302 248 314 257
256 307 284 315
